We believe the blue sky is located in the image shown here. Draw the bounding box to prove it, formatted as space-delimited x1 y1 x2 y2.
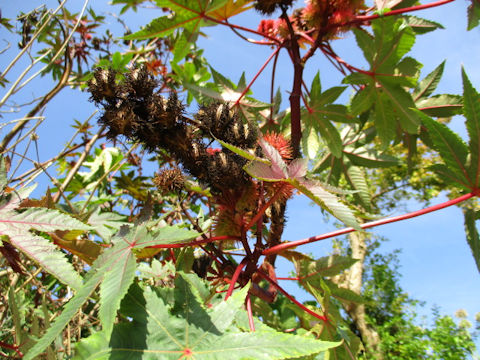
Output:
1 0 479 329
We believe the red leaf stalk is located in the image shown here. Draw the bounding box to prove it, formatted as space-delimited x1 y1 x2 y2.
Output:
246 294 256 331
225 259 247 300
257 269 328 323
263 192 476 255
234 46 281 108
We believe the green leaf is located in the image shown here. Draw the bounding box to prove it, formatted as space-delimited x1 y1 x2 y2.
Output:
462 68 480 188
413 61 445 100
290 178 360 230
314 117 343 158
75 279 340 359
416 94 463 117
345 165 371 209
87 209 126 242
323 279 365 304
404 15 444 34
216 138 268 164
467 0 480 30
464 209 480 273
125 0 228 40
381 82 420 133
344 147 399 168
417 110 471 188
0 208 90 290
374 90 397 145
350 84 374 116
352 28 375 66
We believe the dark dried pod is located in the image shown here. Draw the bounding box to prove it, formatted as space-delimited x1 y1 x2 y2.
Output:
122 66 158 99
254 0 293 15
154 168 185 194
88 68 118 104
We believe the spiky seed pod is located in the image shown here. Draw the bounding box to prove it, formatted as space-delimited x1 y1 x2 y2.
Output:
263 131 293 161
154 168 185 194
195 102 258 148
213 185 258 240
88 68 118 104
121 66 158 99
254 0 293 14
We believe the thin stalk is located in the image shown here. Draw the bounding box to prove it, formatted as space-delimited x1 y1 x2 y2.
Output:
246 294 255 332
257 270 328 322
53 125 105 204
349 0 454 25
224 259 247 300
79 142 137 213
1 0 66 78
233 46 281 108
263 192 476 255
245 183 286 230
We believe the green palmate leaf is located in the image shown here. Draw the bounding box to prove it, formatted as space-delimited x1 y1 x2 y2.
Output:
374 89 397 145
428 164 471 190
350 85 374 116
87 209 127 242
416 94 463 117
378 81 420 133
295 255 358 278
345 165 371 210
462 68 480 188
404 15 444 34
302 125 321 159
372 17 416 72
0 207 91 290
75 278 339 359
290 178 360 230
413 61 445 100
125 0 228 40
464 209 480 273
323 279 365 304
314 117 343 157
344 147 399 168
418 110 471 188
352 28 375 66
98 223 199 335
467 0 480 30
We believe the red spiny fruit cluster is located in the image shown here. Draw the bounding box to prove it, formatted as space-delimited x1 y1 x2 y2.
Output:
257 0 365 40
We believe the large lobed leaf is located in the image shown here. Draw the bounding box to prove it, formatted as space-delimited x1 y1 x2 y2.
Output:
0 207 91 290
464 208 480 273
417 110 472 189
124 0 229 40
74 274 340 359
462 68 480 189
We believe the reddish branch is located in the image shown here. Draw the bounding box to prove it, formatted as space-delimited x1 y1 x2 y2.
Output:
258 269 328 322
233 46 281 108
263 192 477 255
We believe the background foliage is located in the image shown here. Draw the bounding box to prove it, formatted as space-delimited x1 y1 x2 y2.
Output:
0 0 479 359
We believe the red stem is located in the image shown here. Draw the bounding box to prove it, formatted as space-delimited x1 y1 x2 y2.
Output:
257 270 328 322
0 340 23 357
224 259 247 300
147 235 240 249
350 0 455 24
246 294 256 332
263 192 476 255
245 183 287 230
233 46 281 108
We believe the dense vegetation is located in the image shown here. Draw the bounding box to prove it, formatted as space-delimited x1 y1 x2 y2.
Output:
0 0 479 358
